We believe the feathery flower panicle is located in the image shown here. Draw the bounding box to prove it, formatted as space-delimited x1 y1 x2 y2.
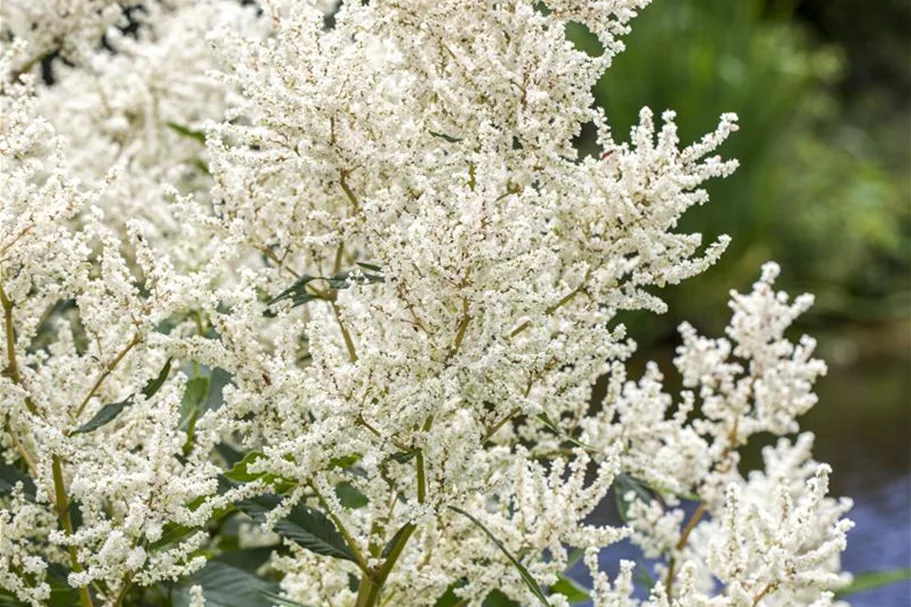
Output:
1 2 852 606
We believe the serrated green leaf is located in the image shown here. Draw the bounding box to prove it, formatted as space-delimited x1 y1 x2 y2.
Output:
71 398 132 434
166 122 207 144
836 567 911 597
179 375 210 430
236 494 356 563
335 481 368 509
141 358 173 399
256 588 313 607
448 506 552 607
173 558 279 607
549 574 589 603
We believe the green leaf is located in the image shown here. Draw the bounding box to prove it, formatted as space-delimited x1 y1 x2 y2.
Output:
549 574 589 603
836 568 911 597
428 130 464 143
326 269 385 290
268 274 318 307
173 558 279 607
256 589 313 607
71 398 132 434
0 592 25 606
483 589 521 607
215 547 274 572
216 443 244 467
565 547 584 570
448 506 552 607
381 522 416 559
141 358 173 399
335 481 368 509
328 453 362 470
166 122 207 144
46 564 80 607
613 473 655 523
0 461 36 500
70 358 174 435
148 522 199 551
433 580 468 607
194 158 212 176
389 449 419 464
356 262 383 273
179 375 211 430
224 451 268 483
235 494 357 563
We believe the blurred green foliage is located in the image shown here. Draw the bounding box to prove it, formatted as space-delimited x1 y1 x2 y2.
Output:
571 0 910 339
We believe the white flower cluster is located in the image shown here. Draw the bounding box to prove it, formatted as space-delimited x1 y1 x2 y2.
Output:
1 1 853 607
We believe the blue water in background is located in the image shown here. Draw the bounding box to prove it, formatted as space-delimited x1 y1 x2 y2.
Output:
571 346 911 605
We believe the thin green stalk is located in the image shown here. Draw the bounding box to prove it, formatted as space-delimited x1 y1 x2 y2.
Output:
415 451 426 504
356 523 417 607
310 483 370 574
52 456 94 607
331 302 358 363
72 333 141 422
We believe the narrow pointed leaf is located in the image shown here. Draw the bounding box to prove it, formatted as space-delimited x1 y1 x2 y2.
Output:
549 574 590 603
428 130 463 143
141 358 173 399
268 274 317 306
179 376 210 430
381 522 416 559
236 494 356 563
356 262 382 273
71 398 132 434
449 506 552 606
166 122 206 144
836 568 911 597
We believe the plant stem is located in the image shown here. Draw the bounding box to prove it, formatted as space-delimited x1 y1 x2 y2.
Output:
72 332 141 422
355 523 416 607
0 282 36 416
339 170 361 213
52 455 94 607
331 301 358 363
310 483 370 574
664 500 707 598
